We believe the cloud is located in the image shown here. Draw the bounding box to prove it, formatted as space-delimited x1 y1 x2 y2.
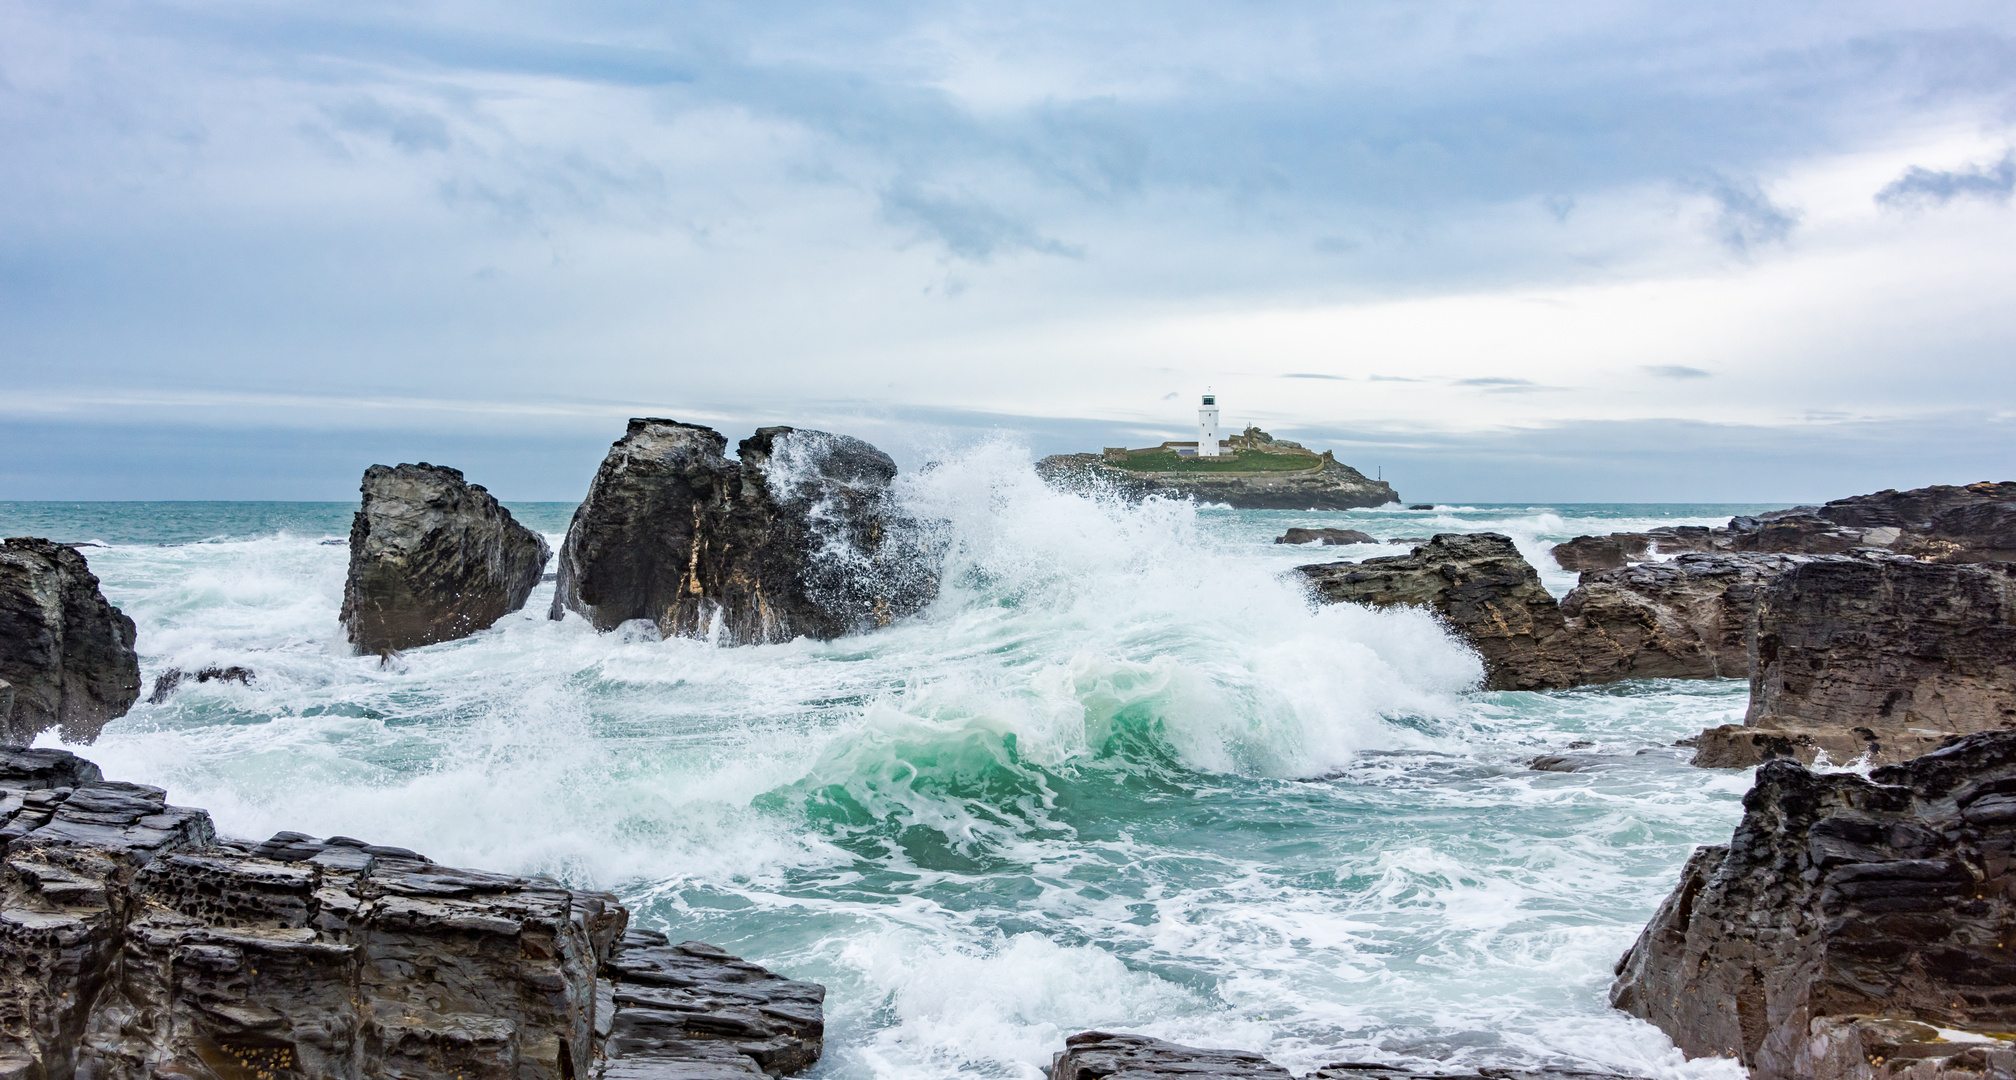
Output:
1643 364 1711 379
1453 377 1560 394
1695 175 1799 254
1281 373 1349 380
878 182 1083 262
325 97 451 154
1876 151 2016 209
1367 375 1423 383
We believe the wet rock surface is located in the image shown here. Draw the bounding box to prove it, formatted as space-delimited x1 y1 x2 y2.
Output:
1297 534 1575 691
1554 552 1823 683
0 746 825 1080
339 463 551 655
1049 1032 1641 1080
1276 528 1378 546
1692 556 2016 768
552 419 935 646
1549 533 1650 573
145 664 254 704
0 537 140 745
1612 729 2016 1080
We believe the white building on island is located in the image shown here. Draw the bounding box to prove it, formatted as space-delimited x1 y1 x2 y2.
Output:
1194 391 1222 456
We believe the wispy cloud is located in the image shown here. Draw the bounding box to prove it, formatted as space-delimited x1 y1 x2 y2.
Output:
1695 174 1799 254
1281 373 1349 380
1877 151 2016 209
1643 365 1711 379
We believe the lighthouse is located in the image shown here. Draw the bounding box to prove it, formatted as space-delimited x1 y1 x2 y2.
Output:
1196 392 1221 457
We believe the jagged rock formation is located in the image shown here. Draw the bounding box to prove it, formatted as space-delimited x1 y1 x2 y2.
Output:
1554 553 1821 682
1297 534 1577 690
1049 1031 1636 1079
1036 445 1398 510
1692 556 2016 768
1275 528 1377 546
145 665 254 704
1612 730 2016 1080
552 420 935 645
339 463 551 655
1549 481 2016 571
0 746 825 1080
0 538 140 744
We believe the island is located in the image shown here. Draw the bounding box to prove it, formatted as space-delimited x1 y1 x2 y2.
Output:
1035 395 1399 509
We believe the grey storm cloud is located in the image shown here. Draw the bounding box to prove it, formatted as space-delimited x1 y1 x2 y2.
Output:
1877 152 2016 208
1643 365 1712 379
879 182 1083 262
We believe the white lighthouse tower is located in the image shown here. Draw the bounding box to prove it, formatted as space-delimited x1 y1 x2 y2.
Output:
1196 391 1222 457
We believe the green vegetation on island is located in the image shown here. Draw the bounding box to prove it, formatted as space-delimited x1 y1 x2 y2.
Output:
1104 448 1324 473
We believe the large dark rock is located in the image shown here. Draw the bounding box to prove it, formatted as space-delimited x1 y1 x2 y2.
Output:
1612 730 2016 1079
1275 528 1377 546
0 538 140 744
1297 534 1576 690
1550 533 1650 572
551 420 935 645
1692 557 2016 768
339 463 551 655
1554 553 1821 682
0 746 826 1080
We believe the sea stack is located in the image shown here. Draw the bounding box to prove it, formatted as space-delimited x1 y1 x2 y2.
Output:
0 537 140 743
339 463 551 655
551 419 935 645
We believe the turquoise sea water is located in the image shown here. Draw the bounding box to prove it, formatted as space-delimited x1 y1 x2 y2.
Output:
1 450 1773 1080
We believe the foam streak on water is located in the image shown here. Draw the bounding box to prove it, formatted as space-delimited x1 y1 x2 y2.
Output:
0 451 1767 1080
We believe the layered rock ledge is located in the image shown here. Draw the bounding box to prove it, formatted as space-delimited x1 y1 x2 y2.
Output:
0 746 825 1080
339 463 552 655
1550 481 2016 572
1612 729 2016 1080
552 420 935 645
1693 556 2016 768
0 538 139 745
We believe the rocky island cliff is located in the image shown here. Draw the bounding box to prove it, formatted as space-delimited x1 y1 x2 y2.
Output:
1036 427 1398 510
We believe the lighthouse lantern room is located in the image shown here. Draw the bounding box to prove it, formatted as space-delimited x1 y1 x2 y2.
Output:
1196 392 1221 457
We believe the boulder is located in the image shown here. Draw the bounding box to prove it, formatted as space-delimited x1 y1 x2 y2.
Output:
1550 533 1650 572
1612 729 2016 1079
1275 528 1377 546
0 746 826 1080
145 665 254 704
339 463 551 655
1692 557 2016 768
1554 553 1820 682
1297 534 1576 690
0 537 140 744
552 420 936 645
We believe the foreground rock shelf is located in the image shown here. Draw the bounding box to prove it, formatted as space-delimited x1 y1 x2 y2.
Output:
0 746 824 1080
1613 728 2016 1079
1048 1031 1639 1079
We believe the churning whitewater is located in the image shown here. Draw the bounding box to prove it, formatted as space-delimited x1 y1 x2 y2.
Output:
6 443 1764 1080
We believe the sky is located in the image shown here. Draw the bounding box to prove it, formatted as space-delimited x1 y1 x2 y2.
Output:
3 0 2014 502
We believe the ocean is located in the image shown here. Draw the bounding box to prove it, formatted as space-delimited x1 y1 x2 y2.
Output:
1 444 1771 1080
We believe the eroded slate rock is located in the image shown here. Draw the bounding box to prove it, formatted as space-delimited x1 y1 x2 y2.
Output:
1050 1031 1289 1079
1554 552 1822 682
1297 534 1576 691
0 746 826 1080
340 463 552 654
0 538 140 744
1612 729 2016 1079
1691 556 2016 767
1276 528 1378 546
551 419 935 645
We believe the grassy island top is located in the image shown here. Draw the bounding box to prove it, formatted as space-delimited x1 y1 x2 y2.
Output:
1104 448 1327 473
